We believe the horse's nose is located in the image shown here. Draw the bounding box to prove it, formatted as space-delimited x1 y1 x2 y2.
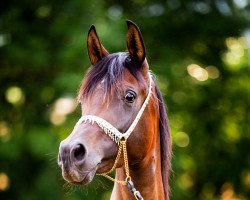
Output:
70 144 87 166
58 143 87 170
58 143 71 172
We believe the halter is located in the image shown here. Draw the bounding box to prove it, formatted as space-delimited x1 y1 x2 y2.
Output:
77 73 152 200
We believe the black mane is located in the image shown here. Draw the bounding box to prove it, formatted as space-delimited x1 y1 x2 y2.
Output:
154 76 172 200
78 52 141 101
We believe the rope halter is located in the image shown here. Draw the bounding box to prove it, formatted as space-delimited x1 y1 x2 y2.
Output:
76 73 152 200
77 73 152 144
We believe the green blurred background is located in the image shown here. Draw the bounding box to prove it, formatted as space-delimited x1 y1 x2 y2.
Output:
0 0 250 199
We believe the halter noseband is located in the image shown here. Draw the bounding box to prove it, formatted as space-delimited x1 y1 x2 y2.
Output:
76 73 152 200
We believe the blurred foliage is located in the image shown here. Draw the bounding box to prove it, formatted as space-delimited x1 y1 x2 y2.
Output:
0 0 250 199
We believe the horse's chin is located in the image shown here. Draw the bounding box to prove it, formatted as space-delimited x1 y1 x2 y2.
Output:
62 168 96 185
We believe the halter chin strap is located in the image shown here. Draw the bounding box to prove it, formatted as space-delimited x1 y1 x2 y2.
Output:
77 73 152 144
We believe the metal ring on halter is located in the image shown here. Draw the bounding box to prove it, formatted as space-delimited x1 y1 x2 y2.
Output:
120 136 126 142
134 191 143 200
126 176 131 182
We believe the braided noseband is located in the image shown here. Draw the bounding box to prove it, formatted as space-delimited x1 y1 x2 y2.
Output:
76 73 152 200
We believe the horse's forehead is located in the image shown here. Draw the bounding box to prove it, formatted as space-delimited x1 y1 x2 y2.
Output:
123 68 141 87
80 67 146 107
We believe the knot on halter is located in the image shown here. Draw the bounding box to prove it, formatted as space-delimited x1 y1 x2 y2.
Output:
77 73 152 144
77 115 122 144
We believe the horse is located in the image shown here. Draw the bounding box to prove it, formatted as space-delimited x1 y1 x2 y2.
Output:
58 20 172 200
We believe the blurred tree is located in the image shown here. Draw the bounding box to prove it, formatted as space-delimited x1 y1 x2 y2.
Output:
0 0 249 199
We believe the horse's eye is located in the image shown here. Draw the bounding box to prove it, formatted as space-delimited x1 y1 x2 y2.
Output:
124 91 136 103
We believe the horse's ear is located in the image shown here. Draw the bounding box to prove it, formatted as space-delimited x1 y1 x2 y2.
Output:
87 25 109 65
126 20 145 66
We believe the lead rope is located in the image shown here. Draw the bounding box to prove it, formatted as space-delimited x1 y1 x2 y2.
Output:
97 139 143 200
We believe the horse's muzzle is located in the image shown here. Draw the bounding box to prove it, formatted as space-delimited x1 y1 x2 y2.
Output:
58 142 87 169
58 141 91 183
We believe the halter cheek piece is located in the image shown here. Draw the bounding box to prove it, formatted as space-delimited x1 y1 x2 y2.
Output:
77 73 152 200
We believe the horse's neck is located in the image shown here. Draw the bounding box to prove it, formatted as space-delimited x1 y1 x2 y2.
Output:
110 132 164 200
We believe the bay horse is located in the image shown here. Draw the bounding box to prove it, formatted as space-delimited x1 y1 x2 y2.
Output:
58 20 172 200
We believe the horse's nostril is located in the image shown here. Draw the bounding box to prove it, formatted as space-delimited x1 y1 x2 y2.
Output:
72 144 86 163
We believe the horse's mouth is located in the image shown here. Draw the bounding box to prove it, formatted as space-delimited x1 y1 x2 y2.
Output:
62 161 116 185
62 168 96 185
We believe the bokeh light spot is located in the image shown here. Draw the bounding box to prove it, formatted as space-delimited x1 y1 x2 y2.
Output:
0 121 11 142
187 64 208 81
147 4 165 16
220 182 241 200
174 132 190 147
50 112 66 125
223 117 241 142
188 2 210 14
224 37 247 68
241 170 250 189
50 97 76 125
178 173 194 190
0 33 10 47
179 154 195 170
107 5 123 20
141 4 165 17
0 121 10 137
225 51 241 65
215 0 231 16
36 6 51 18
233 0 248 9
54 97 76 116
5 86 25 105
170 114 185 130
206 66 220 79
0 173 10 191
